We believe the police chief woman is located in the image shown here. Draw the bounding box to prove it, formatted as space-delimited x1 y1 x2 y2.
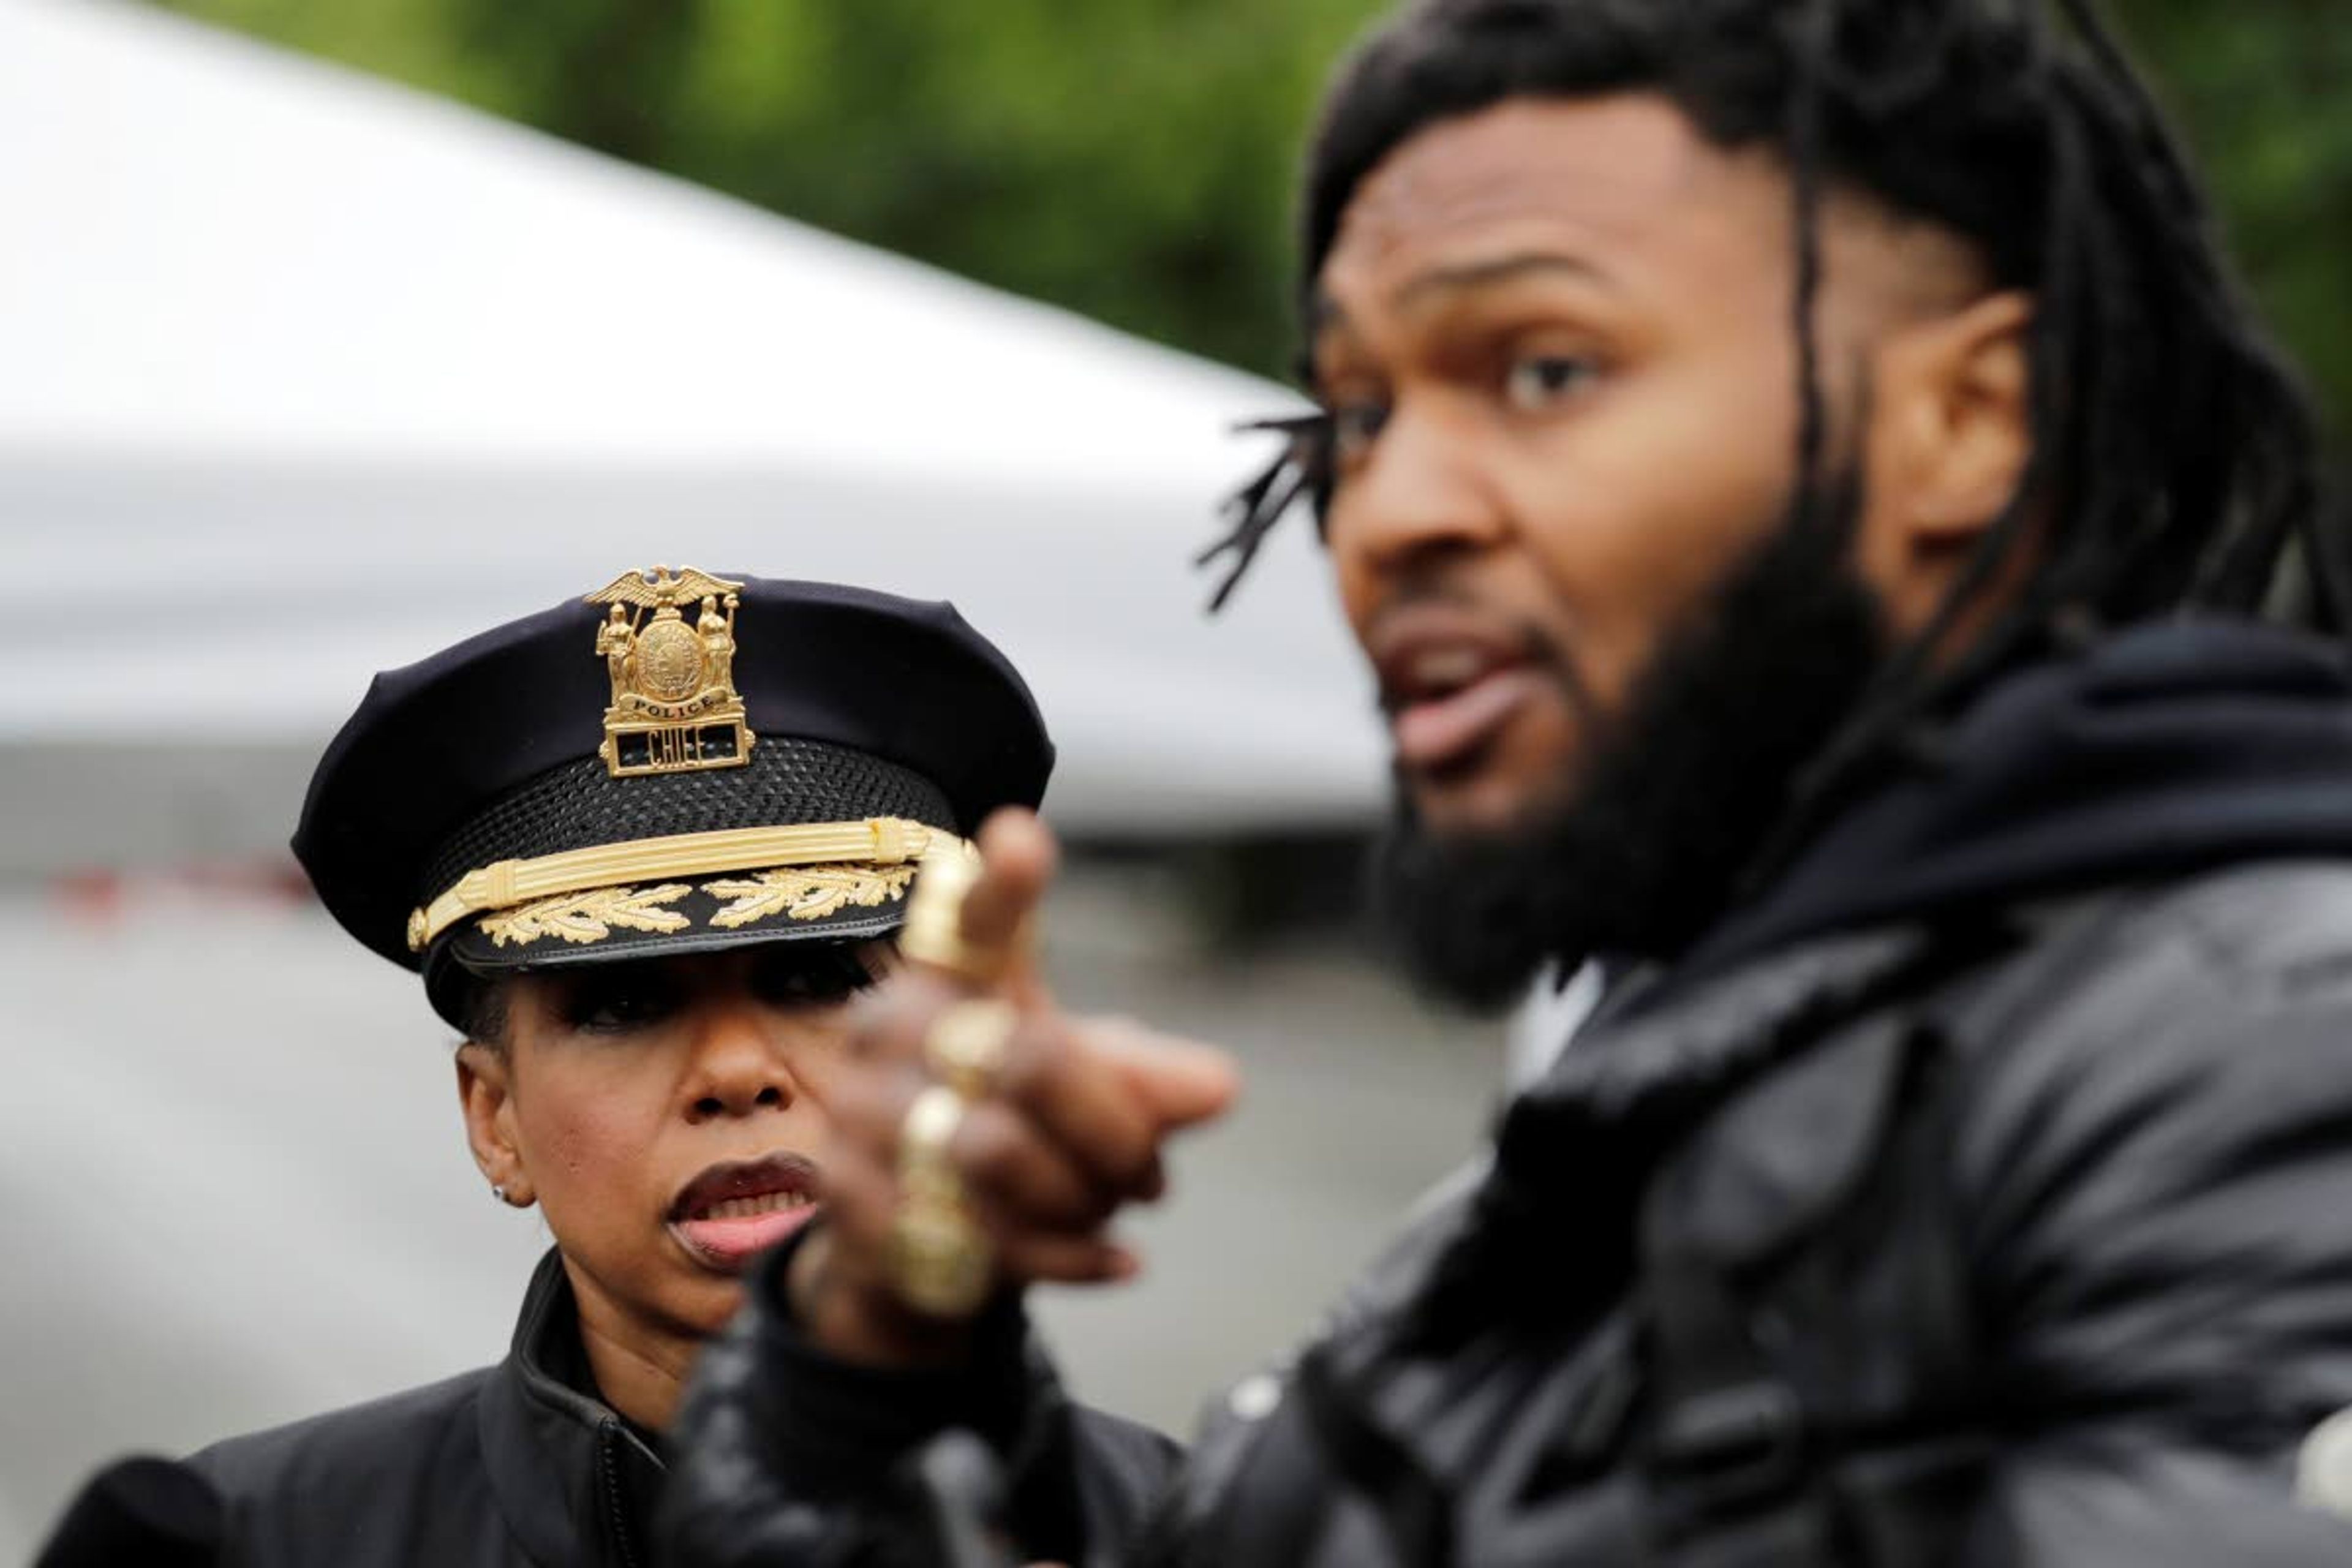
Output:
175 567 1066 1567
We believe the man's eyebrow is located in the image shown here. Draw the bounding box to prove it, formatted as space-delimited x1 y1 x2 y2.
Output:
1307 252 1616 349
1395 251 1614 307
1306 288 1348 340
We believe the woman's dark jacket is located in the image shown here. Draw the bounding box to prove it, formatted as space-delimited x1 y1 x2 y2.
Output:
662 620 2352 1566
173 1245 1171 1567
184 1250 665 1567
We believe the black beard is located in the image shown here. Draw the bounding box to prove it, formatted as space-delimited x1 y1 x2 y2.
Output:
1370 477 1886 1010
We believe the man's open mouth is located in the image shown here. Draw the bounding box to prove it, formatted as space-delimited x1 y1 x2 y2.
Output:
1372 611 1547 773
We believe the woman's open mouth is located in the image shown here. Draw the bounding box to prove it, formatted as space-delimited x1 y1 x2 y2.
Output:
666 1153 822 1273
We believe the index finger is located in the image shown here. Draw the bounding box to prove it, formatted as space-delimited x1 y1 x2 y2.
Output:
960 807 1057 959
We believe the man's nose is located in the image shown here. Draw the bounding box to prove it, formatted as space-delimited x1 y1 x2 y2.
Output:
681 1001 799 1123
1324 399 1507 579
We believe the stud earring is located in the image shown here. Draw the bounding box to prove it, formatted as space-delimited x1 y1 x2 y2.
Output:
492 1184 508 1204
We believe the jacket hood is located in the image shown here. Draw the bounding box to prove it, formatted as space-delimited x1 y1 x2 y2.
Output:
1677 617 2352 986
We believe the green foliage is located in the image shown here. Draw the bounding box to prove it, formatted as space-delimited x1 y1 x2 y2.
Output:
2106 0 2352 435
150 0 2351 432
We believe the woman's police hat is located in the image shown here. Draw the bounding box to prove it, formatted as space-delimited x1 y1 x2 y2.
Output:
293 567 1053 1030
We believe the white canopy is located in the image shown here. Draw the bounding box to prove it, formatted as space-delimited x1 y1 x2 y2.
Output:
0 0 1382 863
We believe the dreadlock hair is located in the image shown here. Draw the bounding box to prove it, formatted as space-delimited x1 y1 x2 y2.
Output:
1204 0 2341 791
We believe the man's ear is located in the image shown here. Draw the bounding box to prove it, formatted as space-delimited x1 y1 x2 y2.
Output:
1861 289 2037 639
456 1042 535 1208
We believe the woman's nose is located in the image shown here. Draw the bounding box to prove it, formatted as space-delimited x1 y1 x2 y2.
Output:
681 1004 797 1123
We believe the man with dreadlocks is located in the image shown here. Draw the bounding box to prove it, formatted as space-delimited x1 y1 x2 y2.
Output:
661 1 2352 1562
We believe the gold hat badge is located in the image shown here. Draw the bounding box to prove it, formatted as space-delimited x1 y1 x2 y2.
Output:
585 565 756 777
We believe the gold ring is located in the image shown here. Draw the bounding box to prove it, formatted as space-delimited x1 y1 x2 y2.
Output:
887 1085 994 1317
899 1082 967 1170
922 998 1018 1099
900 843 1025 986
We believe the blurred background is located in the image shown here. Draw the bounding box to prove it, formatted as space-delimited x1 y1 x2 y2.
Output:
0 0 2343 1553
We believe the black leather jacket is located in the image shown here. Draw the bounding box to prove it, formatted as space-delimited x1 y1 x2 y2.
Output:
186 1250 664 1567
660 622 2352 1566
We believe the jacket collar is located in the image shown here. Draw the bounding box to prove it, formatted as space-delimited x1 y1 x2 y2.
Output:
1678 618 2352 988
476 1249 665 1568
1381 928 1962 1341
